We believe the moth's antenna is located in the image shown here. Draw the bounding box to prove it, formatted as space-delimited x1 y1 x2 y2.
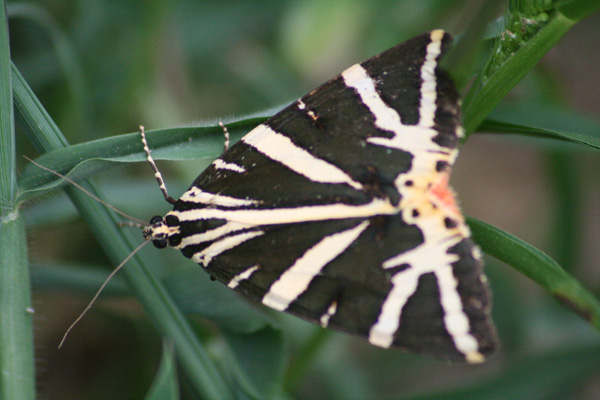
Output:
24 156 147 226
140 126 177 205
219 121 230 152
24 155 156 347
58 239 150 348
118 220 146 229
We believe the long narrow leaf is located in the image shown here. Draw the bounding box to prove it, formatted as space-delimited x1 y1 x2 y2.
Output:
480 119 600 150
16 119 265 203
0 217 34 400
0 1 35 398
480 104 600 150
468 217 600 332
144 343 179 400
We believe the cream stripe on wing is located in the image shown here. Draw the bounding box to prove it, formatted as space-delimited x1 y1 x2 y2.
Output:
369 217 461 348
227 265 260 289
177 221 253 249
319 301 338 328
173 198 396 226
262 221 369 311
242 124 363 190
435 265 484 363
368 268 420 348
368 205 483 361
343 64 438 153
342 30 446 154
417 29 444 128
179 186 259 207
212 158 246 173
192 230 264 266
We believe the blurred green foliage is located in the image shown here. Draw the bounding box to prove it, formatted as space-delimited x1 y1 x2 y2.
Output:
3 0 600 399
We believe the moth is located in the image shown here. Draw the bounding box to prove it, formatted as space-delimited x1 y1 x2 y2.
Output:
144 30 497 363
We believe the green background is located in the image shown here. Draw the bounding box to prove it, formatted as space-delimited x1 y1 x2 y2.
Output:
3 0 600 399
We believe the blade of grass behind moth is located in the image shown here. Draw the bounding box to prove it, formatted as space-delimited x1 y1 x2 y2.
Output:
462 3 600 136
16 120 266 204
12 62 235 400
0 3 35 400
467 217 600 332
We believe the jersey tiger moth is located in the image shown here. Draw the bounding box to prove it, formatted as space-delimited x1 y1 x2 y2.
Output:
143 29 497 363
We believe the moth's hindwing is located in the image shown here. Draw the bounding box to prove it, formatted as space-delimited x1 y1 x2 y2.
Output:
153 30 497 363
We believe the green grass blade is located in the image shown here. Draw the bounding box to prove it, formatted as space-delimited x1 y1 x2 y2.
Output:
558 0 600 20
0 217 34 400
144 343 179 400
162 265 279 335
441 2 503 90
16 120 266 203
13 63 235 399
31 262 129 296
480 104 600 150
468 217 600 332
480 119 600 150
408 346 600 400
225 326 287 399
7 2 88 135
0 3 14 203
0 1 35 398
462 2 600 135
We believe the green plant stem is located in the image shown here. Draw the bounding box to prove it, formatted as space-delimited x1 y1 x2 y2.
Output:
0 217 34 400
0 1 13 203
0 1 35 398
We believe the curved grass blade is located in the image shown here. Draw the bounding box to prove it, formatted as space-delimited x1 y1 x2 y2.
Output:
17 118 266 203
468 217 600 332
480 119 600 150
144 343 179 400
480 104 600 150
225 326 287 400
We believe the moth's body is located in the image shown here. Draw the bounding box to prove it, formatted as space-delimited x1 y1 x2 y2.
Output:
145 30 496 363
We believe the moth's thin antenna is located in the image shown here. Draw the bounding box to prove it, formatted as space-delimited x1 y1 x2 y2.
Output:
140 126 177 205
24 156 147 226
58 239 150 349
118 220 146 229
219 121 230 152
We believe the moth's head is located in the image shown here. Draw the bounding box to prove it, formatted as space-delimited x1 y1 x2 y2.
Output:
143 215 170 248
143 213 183 248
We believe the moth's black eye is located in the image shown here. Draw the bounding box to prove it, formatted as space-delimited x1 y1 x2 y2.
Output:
152 238 168 249
149 215 164 225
